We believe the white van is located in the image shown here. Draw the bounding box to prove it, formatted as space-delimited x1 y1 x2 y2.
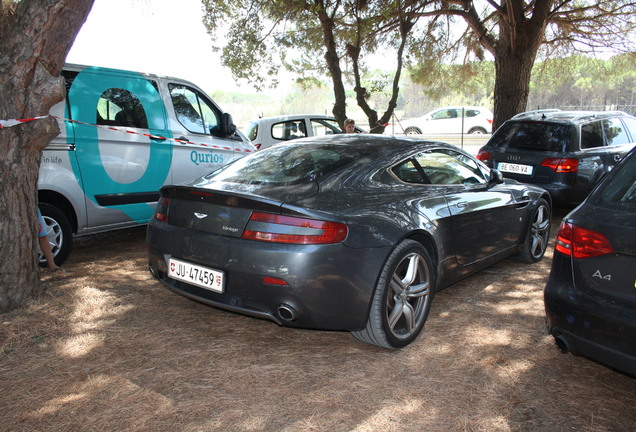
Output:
38 64 255 265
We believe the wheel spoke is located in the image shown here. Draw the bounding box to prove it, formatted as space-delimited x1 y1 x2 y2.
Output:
533 206 549 232
387 299 404 330
402 254 420 286
390 273 405 295
388 299 415 333
406 281 430 298
531 234 546 256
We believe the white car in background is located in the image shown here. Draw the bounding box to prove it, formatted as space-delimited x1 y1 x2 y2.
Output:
244 114 364 150
399 106 493 135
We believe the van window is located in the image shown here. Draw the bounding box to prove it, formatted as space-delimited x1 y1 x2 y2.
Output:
97 88 148 129
169 84 220 135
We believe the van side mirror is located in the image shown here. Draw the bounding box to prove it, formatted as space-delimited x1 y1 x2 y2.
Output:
488 169 504 186
219 113 237 137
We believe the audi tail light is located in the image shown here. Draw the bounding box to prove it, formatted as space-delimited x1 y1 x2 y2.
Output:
477 150 491 163
541 158 579 173
555 222 614 259
242 212 348 244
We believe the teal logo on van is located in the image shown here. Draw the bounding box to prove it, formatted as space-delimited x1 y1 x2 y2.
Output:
190 150 224 165
66 66 173 221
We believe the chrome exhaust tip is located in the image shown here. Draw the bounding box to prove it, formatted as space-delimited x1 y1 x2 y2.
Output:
276 304 297 322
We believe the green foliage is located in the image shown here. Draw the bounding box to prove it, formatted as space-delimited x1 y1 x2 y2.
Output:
528 53 636 111
403 53 636 117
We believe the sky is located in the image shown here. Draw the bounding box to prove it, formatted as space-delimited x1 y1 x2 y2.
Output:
66 0 248 95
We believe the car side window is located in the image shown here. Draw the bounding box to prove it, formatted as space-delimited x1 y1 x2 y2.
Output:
621 117 636 140
394 149 487 185
419 149 487 185
169 84 220 135
272 121 308 141
581 121 604 149
432 109 458 120
602 118 631 146
97 88 148 129
311 119 342 136
392 158 429 184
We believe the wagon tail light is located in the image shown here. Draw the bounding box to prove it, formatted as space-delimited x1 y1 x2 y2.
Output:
541 158 579 173
555 222 614 259
476 150 490 163
153 197 170 223
242 212 348 244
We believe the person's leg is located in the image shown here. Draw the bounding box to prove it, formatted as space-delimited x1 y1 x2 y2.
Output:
38 235 60 270
38 208 61 270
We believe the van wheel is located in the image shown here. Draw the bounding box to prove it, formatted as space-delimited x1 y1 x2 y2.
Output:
468 127 487 134
38 203 73 267
352 240 434 349
404 126 422 135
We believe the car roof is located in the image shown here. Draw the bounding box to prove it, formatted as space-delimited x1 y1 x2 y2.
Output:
249 114 340 124
510 109 633 125
272 133 459 155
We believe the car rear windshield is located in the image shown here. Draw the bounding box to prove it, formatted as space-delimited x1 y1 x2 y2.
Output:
588 151 636 211
489 121 572 152
207 144 365 185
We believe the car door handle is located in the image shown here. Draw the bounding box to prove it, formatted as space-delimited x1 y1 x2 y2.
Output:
456 201 468 209
176 136 189 143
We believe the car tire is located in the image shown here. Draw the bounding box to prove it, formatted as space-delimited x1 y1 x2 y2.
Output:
404 126 422 135
38 203 73 267
518 198 551 263
468 127 487 134
352 240 435 349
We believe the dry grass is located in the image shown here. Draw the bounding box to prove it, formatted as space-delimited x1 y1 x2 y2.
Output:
1 212 635 431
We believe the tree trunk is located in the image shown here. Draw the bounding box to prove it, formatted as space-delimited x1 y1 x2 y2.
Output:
315 3 348 124
490 1 552 130
492 50 536 130
0 0 94 312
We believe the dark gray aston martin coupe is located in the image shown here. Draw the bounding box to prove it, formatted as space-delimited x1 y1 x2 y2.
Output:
146 134 552 348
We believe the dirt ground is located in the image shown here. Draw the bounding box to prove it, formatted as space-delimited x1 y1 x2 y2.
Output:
1 210 635 432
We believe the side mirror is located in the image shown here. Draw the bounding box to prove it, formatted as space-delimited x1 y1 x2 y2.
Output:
489 169 504 186
220 112 237 137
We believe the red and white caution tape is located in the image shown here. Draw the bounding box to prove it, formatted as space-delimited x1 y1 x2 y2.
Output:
0 115 49 129
0 115 254 153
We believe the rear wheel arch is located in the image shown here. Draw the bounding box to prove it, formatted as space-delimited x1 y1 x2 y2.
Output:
407 232 439 273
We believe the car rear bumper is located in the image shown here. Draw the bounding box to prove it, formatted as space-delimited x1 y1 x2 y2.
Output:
544 254 636 376
501 174 587 207
146 220 391 331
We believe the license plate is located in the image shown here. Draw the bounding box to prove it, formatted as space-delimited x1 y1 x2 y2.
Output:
168 258 224 293
498 162 534 175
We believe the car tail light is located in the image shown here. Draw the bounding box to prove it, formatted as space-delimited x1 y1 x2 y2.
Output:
541 158 579 173
555 222 614 259
476 150 490 163
153 197 170 223
242 212 348 244
487 119 493 124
